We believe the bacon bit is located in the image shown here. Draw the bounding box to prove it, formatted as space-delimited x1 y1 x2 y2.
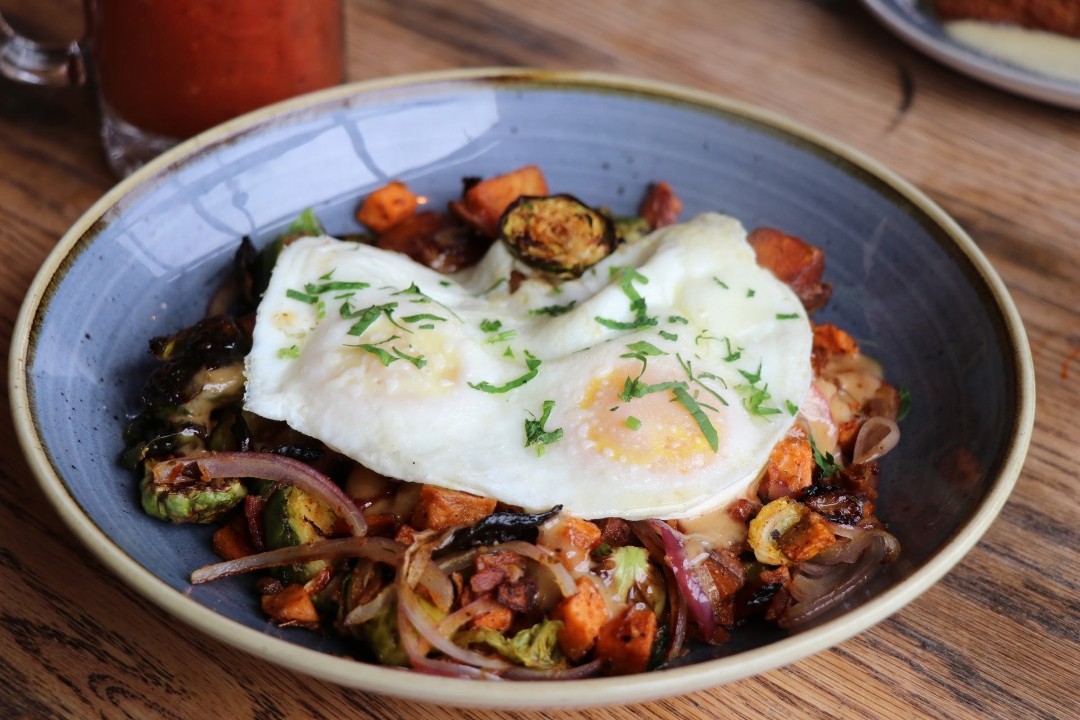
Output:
639 181 683 229
1063 346 1080 380
727 498 762 523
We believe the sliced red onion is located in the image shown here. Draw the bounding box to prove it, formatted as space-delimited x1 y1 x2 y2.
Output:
852 416 900 465
191 535 402 584
436 595 504 637
494 541 578 598
640 520 718 644
154 452 368 537
779 529 897 629
342 584 394 626
500 658 604 680
398 607 498 679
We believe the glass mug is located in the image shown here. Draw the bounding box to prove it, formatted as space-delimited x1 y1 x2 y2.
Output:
0 0 344 177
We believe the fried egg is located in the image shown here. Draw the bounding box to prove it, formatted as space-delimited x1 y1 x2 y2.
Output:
244 213 814 520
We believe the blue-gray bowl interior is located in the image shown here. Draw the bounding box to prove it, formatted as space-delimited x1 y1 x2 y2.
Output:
25 78 1019 665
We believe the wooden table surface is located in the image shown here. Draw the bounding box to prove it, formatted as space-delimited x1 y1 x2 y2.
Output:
1 0 1077 718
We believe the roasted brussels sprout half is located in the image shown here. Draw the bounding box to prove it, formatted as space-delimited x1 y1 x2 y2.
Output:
498 194 617 277
262 485 339 583
139 467 247 523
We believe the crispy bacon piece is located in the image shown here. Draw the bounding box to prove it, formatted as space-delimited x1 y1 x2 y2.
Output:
375 211 488 273
747 227 832 312
639 181 683 229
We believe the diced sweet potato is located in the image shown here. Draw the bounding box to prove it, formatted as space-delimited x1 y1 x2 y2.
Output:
747 227 832 312
470 599 513 632
261 583 319 628
594 604 658 675
538 515 602 571
356 180 420 233
639 181 683 229
449 165 549 238
777 510 837 563
758 434 815 501
812 322 859 373
552 577 609 661
212 513 254 560
410 484 497 531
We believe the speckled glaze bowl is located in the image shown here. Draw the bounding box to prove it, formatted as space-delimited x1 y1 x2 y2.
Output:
9 69 1034 709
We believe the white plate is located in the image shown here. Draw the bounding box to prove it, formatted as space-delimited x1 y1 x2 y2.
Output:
862 0 1080 109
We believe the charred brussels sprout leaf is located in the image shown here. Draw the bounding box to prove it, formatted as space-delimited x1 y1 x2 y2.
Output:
262 485 339 583
139 469 246 523
436 506 562 556
123 315 250 473
498 195 617 277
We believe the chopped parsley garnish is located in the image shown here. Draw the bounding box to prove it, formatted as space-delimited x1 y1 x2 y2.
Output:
277 345 301 359
668 315 689 325
809 434 841 477
484 277 507 294
897 386 911 421
392 282 430 302
595 266 657 330
469 351 541 393
713 278 729 289
786 399 799 415
677 353 728 406
305 280 370 294
524 400 564 455
625 416 642 431
776 312 800 320
480 318 516 344
659 330 678 341
735 362 781 417
529 300 578 317
671 385 719 451
286 289 320 305
746 288 756 298
343 301 407 336
722 337 742 362
402 313 447 324
349 335 426 369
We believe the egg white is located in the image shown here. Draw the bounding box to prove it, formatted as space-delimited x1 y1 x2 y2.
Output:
244 213 814 520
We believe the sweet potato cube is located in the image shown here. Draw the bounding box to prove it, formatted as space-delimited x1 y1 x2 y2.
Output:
410 484 497 531
594 604 658 675
552 577 609 661
450 165 549 238
356 180 420 233
212 513 255 560
261 583 319 628
777 510 837 563
748 227 832 312
758 434 815 501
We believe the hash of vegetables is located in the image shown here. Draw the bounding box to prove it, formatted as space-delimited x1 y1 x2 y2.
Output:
122 166 904 678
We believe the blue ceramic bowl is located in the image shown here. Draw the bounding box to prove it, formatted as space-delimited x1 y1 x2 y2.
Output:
9 69 1034 708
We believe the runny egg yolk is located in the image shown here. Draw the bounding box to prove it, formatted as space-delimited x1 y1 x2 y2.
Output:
578 363 717 472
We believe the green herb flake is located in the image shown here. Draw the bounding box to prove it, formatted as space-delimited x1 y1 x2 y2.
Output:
747 288 756 298
277 345 301 359
595 266 657 331
524 399 564 455
668 315 690 325
786 399 799 416
625 416 642 431
286 289 320 305
897 386 912 421
809 434 842 477
305 280 370 294
470 352 542 394
529 300 578 317
659 330 678 341
402 313 447 324
775 312 800 320
713 277 729 289
672 385 719 452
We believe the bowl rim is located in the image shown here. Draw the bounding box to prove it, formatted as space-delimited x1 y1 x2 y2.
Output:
8 67 1035 709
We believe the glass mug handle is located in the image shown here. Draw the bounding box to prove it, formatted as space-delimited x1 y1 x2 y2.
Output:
0 11 86 87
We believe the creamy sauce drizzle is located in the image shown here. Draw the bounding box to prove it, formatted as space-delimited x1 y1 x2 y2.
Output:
945 20 1080 83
